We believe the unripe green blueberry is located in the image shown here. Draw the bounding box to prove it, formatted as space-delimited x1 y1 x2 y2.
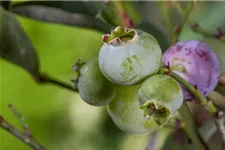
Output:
99 26 162 86
107 84 159 134
77 58 116 106
138 75 183 127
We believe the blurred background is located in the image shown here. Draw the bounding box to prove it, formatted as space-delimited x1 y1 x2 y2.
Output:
0 1 225 150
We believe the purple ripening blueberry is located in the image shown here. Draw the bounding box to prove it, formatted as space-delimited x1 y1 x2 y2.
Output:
162 40 220 100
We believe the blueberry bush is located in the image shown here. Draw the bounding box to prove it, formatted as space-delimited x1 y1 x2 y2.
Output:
0 1 225 150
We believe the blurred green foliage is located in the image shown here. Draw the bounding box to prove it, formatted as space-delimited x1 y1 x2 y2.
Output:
0 10 152 150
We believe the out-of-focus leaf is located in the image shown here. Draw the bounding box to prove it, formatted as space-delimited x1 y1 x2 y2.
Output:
12 5 112 33
198 119 217 142
0 1 11 10
121 133 150 150
197 113 224 150
146 131 158 150
123 1 142 24
145 127 193 150
0 7 40 80
187 102 222 150
0 15 130 150
179 103 204 150
161 129 193 150
208 91 225 110
135 22 169 51
179 2 225 41
94 2 121 27
203 38 225 75
215 84 225 97
13 0 120 26
12 1 99 16
94 1 141 28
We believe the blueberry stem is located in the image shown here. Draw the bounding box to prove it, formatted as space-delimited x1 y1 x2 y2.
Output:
112 1 134 28
39 73 78 92
0 105 45 150
171 64 186 73
169 70 208 105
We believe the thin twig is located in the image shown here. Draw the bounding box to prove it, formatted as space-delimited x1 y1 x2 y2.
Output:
190 23 225 44
214 111 225 150
0 105 45 150
39 73 78 92
8 104 32 137
112 1 134 28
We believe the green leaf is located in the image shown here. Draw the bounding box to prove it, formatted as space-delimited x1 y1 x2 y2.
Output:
208 91 225 110
0 7 40 81
178 103 204 150
161 129 193 150
215 84 225 97
145 127 194 150
198 119 217 142
179 1 225 41
12 5 112 33
0 1 11 10
135 22 169 51
12 1 99 17
0 14 128 150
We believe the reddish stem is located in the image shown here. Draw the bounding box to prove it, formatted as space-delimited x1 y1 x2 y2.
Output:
113 1 134 28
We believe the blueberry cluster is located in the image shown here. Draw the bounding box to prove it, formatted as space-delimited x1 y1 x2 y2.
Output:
73 27 220 134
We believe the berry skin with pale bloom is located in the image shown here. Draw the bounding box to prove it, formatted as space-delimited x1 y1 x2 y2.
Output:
99 26 162 86
77 58 116 106
162 40 220 100
107 84 160 134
